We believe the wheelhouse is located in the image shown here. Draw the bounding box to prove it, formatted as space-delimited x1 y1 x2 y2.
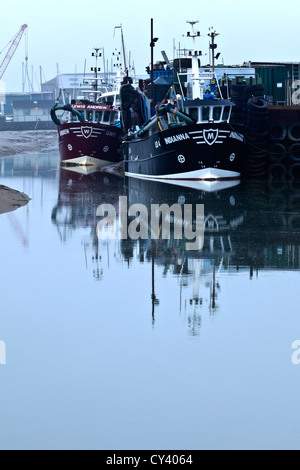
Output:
99 91 120 107
183 99 233 124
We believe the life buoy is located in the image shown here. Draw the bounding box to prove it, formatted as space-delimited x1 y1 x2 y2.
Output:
50 104 84 126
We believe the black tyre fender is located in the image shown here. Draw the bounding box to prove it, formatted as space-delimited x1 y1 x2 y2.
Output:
288 123 300 142
247 97 268 110
243 83 265 95
231 83 248 93
248 109 269 119
270 143 287 162
268 163 288 180
268 122 287 142
288 143 300 161
289 163 300 179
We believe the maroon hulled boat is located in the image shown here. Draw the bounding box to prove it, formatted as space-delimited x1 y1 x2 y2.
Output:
50 44 124 168
51 102 122 167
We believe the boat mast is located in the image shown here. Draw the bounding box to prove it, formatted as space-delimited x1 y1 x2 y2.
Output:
207 27 220 74
112 49 123 105
121 26 128 77
150 18 159 100
114 25 128 77
91 47 101 102
186 21 202 100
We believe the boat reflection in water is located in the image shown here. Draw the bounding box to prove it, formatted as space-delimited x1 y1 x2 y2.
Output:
52 167 300 333
123 177 300 334
51 166 123 280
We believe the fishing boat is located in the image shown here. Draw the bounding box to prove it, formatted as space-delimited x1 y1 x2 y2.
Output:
121 21 245 182
51 96 122 168
50 30 127 167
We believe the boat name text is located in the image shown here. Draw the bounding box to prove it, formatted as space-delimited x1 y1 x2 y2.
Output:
74 104 114 111
59 129 70 137
106 130 116 137
229 131 244 142
164 133 190 145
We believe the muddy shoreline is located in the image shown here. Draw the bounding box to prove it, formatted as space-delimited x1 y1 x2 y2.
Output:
0 130 58 157
0 131 54 213
0 185 30 215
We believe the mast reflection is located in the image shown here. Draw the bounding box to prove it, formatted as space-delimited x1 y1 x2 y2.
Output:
51 169 300 333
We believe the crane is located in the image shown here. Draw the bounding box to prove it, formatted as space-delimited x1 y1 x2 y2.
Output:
0 24 28 80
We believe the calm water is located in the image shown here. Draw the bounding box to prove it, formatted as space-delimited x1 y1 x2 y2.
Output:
0 150 300 450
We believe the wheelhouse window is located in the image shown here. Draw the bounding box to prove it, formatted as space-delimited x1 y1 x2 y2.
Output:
86 111 93 122
110 111 116 123
213 106 222 121
104 96 114 106
201 106 210 122
223 106 231 121
188 107 199 122
95 111 102 122
103 111 111 123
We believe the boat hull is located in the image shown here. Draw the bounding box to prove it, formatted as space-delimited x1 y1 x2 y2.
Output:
123 123 245 180
57 122 122 166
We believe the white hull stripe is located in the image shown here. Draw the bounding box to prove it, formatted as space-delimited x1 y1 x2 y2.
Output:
72 131 103 135
125 168 240 181
61 155 113 167
196 141 224 144
189 130 231 134
126 177 241 192
75 135 101 138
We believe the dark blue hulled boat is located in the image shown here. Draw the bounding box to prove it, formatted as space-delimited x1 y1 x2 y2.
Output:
121 22 245 182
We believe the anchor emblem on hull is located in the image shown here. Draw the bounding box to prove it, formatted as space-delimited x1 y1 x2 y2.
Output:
81 126 93 139
203 129 219 146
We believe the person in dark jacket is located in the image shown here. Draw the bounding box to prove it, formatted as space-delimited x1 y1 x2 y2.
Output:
120 77 135 133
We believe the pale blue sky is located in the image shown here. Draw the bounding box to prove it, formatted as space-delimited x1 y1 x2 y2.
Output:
1 0 300 92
